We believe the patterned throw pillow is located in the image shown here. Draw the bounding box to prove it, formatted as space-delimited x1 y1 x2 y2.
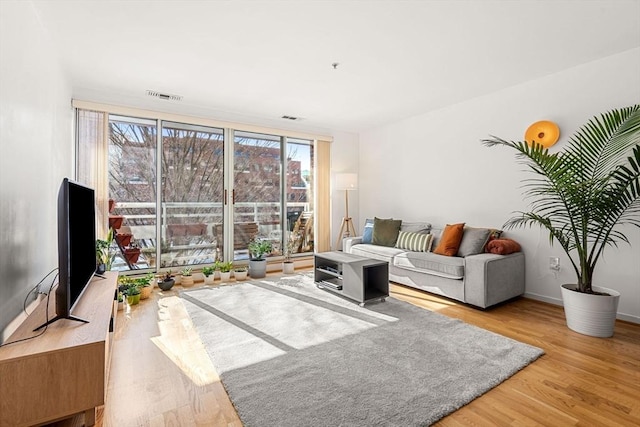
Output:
362 218 374 244
395 231 433 252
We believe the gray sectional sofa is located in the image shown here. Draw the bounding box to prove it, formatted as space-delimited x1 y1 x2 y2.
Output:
344 221 525 308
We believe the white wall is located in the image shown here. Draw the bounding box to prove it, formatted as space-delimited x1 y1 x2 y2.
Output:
330 131 360 250
358 48 640 323
0 1 73 340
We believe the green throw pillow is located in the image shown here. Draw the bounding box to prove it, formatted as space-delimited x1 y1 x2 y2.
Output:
372 217 402 247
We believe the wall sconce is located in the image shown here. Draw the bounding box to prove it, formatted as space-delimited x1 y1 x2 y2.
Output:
525 120 560 148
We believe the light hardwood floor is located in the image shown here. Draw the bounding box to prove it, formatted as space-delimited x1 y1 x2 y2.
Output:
54 272 639 427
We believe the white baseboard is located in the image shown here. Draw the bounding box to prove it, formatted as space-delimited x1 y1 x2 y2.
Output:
524 292 639 325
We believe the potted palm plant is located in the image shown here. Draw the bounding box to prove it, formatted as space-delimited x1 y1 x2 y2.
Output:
483 105 640 337
248 238 273 278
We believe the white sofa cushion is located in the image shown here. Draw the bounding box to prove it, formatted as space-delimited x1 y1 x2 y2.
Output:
350 244 405 263
394 251 465 279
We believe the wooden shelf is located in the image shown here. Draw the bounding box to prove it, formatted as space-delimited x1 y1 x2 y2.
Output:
0 271 118 427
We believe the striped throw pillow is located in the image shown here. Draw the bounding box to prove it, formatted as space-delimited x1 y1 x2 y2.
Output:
394 231 433 252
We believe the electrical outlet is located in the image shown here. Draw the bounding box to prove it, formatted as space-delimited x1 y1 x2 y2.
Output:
549 257 560 271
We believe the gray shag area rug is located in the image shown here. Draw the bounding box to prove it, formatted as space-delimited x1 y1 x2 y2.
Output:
181 273 543 426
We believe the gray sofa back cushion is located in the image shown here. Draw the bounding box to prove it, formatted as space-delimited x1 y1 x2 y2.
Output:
400 222 431 234
458 227 492 257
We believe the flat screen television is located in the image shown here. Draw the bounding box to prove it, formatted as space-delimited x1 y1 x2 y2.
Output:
34 178 97 331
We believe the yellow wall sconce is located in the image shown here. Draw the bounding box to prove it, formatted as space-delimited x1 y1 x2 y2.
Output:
525 120 560 148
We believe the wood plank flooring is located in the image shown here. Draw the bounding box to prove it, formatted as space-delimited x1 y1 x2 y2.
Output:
54 272 639 427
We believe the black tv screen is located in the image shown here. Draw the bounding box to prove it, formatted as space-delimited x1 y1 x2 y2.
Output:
36 178 96 330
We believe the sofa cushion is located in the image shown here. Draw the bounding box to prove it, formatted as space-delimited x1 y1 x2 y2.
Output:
394 251 465 279
362 218 374 244
395 231 433 252
433 223 465 256
400 221 431 234
372 217 402 247
350 244 405 263
486 238 521 255
457 227 492 257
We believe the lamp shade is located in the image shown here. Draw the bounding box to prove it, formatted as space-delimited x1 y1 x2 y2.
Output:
335 173 358 190
525 120 560 148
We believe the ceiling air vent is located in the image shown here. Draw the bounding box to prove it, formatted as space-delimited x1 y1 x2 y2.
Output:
281 115 302 121
146 90 183 101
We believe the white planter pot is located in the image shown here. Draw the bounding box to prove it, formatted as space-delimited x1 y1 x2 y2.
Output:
220 271 231 282
204 275 215 285
283 261 295 274
561 284 620 338
234 270 248 281
249 259 267 278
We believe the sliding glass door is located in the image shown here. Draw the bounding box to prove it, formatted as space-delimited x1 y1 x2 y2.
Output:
160 122 224 268
81 108 316 273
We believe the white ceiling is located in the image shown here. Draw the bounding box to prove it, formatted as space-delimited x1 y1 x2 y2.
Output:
31 0 640 134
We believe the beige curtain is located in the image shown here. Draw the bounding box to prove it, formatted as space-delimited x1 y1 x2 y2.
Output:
314 140 331 252
76 109 109 239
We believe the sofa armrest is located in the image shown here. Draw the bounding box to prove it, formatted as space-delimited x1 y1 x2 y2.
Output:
463 252 525 308
343 236 363 252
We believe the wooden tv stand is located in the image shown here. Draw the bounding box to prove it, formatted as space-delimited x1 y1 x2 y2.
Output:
0 271 118 427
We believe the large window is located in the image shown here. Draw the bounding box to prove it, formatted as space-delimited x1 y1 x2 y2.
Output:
78 108 316 272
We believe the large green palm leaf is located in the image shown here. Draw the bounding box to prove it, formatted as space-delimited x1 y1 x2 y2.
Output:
483 105 640 293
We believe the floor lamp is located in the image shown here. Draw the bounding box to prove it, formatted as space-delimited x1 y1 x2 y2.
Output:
334 173 358 250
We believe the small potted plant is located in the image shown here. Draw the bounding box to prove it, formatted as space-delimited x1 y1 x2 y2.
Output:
283 231 299 274
233 265 248 281
125 282 141 305
219 261 233 282
123 240 141 265
96 228 115 273
138 273 154 299
181 267 194 287
248 238 273 278
158 270 175 291
117 291 124 311
202 266 216 285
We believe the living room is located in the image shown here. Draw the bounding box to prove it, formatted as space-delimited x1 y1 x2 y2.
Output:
1 1 639 426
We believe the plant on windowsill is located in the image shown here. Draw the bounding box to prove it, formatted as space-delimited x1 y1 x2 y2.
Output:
248 238 273 278
137 273 154 299
96 227 115 273
202 266 216 285
158 270 175 291
180 267 194 287
124 281 141 306
483 105 640 337
219 261 233 282
233 265 248 281
282 231 299 274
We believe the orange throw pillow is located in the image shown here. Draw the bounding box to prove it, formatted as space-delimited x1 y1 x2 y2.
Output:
433 223 465 256
486 238 521 255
